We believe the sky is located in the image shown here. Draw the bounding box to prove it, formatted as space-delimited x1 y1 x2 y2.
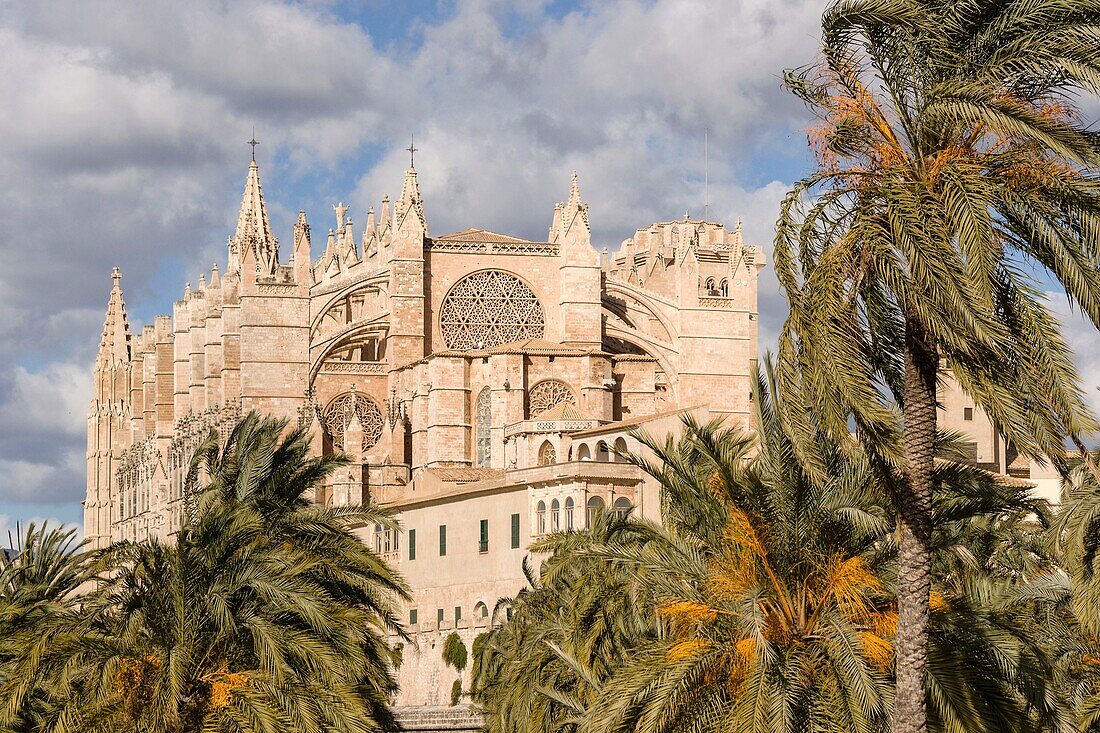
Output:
0 0 1097 539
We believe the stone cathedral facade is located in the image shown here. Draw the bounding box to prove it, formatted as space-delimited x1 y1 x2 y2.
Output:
85 156 765 706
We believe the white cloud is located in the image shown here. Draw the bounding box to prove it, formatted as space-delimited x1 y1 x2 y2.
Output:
0 0 822 524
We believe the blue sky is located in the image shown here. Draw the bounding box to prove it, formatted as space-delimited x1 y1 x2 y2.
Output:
0 0 1096 537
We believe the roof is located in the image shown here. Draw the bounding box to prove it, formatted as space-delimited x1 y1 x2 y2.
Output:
533 402 597 420
423 339 604 360
571 405 703 438
485 338 589 356
424 467 505 484
432 228 547 245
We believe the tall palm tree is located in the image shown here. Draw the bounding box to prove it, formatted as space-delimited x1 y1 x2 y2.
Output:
775 2 1100 730
473 366 1062 732
0 413 409 733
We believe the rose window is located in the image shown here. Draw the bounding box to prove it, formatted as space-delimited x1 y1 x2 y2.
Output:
323 392 384 453
528 380 576 417
440 270 545 350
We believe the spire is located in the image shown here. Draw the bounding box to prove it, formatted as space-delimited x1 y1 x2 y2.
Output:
395 166 427 234
557 171 590 244
567 170 581 210
228 158 278 277
210 263 220 289
293 210 312 285
343 217 360 264
379 195 391 234
96 267 132 370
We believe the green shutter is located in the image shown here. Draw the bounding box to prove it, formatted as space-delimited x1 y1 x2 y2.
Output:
409 609 418 625
439 525 447 556
479 519 489 552
409 529 416 560
510 513 520 548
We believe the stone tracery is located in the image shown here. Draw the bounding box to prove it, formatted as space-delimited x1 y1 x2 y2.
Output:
323 392 385 453
528 379 575 417
439 270 545 350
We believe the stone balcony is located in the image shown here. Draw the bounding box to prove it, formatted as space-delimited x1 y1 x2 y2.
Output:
497 459 644 486
393 705 482 732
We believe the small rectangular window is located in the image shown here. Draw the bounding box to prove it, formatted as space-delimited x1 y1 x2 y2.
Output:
479 519 489 553
437 608 444 624
455 606 462 622
409 529 416 561
511 513 520 549
964 407 974 421
409 609 418 625
439 525 447 556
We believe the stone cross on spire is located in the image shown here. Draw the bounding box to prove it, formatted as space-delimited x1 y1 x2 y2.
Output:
406 134 418 168
248 131 259 161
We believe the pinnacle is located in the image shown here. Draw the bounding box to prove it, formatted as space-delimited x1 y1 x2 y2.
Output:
230 157 278 275
96 268 132 368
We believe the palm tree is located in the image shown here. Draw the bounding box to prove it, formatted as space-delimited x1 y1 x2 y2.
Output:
0 523 94 732
0 413 409 733
1048 449 1100 729
473 366 1062 732
775 2 1100 730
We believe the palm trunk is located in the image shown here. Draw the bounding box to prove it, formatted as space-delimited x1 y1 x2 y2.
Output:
890 311 936 733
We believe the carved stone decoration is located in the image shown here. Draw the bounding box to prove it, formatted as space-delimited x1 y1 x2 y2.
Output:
439 270 545 350
475 386 492 467
527 379 576 418
538 441 556 466
324 392 384 453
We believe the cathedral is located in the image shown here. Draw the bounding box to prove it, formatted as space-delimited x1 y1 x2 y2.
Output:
85 151 766 706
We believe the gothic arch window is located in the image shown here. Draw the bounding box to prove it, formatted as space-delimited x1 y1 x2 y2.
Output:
536 500 547 535
440 270 545 350
719 278 729 296
528 379 576 418
551 499 560 532
613 496 633 520
705 277 716 293
476 387 492 467
586 496 605 527
564 497 575 530
323 392 385 453
538 440 556 466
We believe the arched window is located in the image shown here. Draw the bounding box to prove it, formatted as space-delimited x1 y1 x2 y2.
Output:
577 444 592 461
596 441 611 462
565 497 575 530
719 278 729 296
374 523 383 554
613 496 633 520
528 379 576 418
474 601 489 619
586 496 605 527
551 499 560 531
613 437 628 462
537 501 546 535
538 440 556 466
705 277 716 293
440 270 546 350
476 387 492 467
